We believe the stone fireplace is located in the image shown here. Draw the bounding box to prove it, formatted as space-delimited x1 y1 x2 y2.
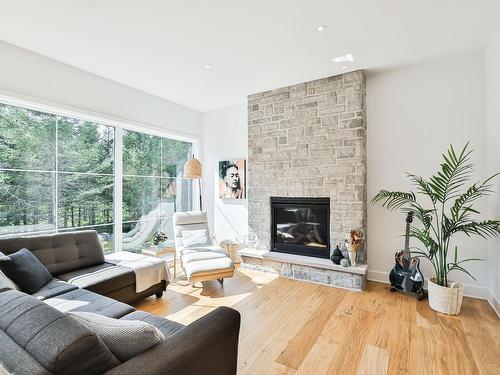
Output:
243 70 368 290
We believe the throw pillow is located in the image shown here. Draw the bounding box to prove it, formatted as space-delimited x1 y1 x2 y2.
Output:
0 252 21 292
68 311 165 362
181 229 209 247
0 248 52 294
0 270 20 292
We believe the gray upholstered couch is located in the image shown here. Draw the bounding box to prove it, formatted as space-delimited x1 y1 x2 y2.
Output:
0 231 241 375
0 231 165 304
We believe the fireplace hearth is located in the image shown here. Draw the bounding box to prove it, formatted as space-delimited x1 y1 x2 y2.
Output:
270 197 330 259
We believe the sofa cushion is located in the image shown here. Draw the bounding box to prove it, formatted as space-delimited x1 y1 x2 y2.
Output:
121 310 185 338
0 290 119 374
69 311 165 362
0 330 51 375
0 248 52 294
57 262 135 294
44 288 135 318
30 278 78 300
0 231 105 276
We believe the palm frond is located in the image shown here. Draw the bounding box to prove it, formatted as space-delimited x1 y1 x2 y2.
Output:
403 203 434 230
409 248 431 259
428 143 474 203
409 227 439 259
454 258 484 265
407 173 439 204
447 263 477 281
442 214 454 240
453 220 500 238
451 174 499 221
371 190 416 210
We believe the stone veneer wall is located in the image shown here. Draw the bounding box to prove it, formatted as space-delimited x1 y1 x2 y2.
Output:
247 70 367 259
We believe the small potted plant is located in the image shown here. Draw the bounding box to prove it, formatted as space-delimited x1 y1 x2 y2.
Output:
346 229 364 266
372 143 500 315
152 232 168 250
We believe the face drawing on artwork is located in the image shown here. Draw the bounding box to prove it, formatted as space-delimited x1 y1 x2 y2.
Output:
224 165 240 190
219 160 245 199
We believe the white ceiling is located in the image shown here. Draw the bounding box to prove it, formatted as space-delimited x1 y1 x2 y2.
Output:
1 0 500 112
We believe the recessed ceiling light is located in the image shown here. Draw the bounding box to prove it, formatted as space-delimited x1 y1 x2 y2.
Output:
317 25 327 32
204 64 212 69
332 54 354 63
340 65 347 69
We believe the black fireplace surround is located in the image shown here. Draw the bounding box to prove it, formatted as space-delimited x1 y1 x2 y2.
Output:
270 197 330 259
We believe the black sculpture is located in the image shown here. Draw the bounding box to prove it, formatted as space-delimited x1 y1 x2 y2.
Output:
330 245 344 265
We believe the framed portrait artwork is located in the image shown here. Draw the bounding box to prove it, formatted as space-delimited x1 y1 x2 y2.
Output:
218 159 246 199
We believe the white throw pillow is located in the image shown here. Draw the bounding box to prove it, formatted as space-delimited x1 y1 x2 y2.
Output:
68 311 165 362
181 229 209 247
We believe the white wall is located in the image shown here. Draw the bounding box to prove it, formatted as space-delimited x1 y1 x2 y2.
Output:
202 104 248 243
485 24 500 314
0 41 202 138
367 54 490 298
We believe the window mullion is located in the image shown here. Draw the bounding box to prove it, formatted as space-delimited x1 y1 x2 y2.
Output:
114 125 123 252
54 117 59 232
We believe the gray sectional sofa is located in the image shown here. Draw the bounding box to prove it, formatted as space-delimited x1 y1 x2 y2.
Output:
0 231 241 375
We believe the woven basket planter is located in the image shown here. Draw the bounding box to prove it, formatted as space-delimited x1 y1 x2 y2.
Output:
428 277 464 315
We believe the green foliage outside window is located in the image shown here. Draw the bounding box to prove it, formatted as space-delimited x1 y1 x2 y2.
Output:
0 102 193 255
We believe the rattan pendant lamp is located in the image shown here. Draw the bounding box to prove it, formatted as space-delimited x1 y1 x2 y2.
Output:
183 156 203 210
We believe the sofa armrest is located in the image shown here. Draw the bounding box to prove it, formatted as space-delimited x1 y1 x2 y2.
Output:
105 306 241 375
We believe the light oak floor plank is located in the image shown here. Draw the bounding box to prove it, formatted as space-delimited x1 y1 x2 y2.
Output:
275 287 346 369
135 268 500 375
357 345 389 375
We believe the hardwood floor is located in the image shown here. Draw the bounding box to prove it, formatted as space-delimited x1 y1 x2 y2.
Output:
134 268 500 375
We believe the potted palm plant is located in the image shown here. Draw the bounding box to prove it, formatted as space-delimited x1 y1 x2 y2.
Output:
372 143 500 315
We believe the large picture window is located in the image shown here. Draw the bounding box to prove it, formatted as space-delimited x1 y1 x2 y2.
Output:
0 101 195 254
122 130 192 253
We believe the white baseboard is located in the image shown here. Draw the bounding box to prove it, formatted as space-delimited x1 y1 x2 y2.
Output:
367 269 500 317
367 270 391 284
487 291 500 318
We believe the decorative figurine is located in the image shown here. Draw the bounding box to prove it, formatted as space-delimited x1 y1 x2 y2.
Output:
340 258 350 267
330 245 345 265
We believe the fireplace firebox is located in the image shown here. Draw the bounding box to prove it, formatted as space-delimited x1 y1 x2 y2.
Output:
270 197 330 259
